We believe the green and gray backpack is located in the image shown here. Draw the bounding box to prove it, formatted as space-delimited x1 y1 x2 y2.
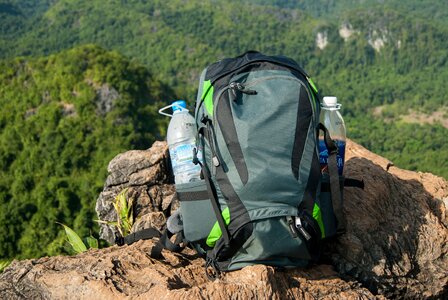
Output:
176 51 359 274
117 51 362 276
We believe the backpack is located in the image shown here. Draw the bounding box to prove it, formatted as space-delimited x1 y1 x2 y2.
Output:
116 51 363 276
176 51 352 274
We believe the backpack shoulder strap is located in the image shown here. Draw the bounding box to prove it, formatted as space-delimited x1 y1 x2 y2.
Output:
318 123 345 234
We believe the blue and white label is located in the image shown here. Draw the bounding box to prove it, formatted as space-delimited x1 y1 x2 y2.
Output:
169 142 203 170
318 140 346 175
169 143 198 168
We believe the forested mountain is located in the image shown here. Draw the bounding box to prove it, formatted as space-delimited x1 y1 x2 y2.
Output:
245 0 448 24
0 0 446 259
0 45 171 259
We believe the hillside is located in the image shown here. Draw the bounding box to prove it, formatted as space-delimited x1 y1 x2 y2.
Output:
0 0 447 260
0 45 172 260
245 0 448 25
0 0 446 179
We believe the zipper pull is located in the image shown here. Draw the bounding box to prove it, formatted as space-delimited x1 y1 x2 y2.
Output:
287 216 298 238
212 156 220 167
205 122 220 167
229 82 257 95
295 217 312 241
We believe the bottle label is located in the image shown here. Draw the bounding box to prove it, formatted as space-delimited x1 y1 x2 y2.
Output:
318 140 346 175
170 143 195 168
169 143 203 184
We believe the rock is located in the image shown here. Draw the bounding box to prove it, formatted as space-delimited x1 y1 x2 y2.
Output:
95 141 174 244
95 84 119 116
332 140 448 298
1 139 447 299
0 240 379 299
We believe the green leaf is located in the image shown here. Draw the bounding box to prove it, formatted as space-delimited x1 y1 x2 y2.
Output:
85 236 99 249
57 222 87 254
113 188 134 237
95 219 118 227
0 260 11 273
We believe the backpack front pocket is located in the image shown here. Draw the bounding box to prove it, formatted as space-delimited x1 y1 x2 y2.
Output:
221 217 311 271
176 180 217 244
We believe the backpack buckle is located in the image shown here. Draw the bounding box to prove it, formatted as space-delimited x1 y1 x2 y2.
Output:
115 232 124 246
229 82 257 95
201 115 211 125
192 148 200 165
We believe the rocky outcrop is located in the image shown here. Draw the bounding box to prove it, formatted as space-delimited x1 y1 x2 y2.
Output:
95 141 176 244
334 142 448 298
0 240 378 300
1 140 447 299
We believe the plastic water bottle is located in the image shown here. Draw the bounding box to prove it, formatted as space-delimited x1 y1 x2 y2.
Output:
318 96 346 175
161 100 202 184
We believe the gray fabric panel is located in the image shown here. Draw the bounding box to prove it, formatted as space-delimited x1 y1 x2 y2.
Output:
176 180 217 242
212 69 317 221
225 217 310 270
180 199 216 242
228 70 303 210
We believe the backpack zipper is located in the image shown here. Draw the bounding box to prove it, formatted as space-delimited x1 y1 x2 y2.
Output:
206 85 232 174
197 59 313 120
210 75 317 178
210 59 309 86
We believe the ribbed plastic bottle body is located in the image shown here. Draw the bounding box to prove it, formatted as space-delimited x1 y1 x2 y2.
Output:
167 111 202 184
318 107 346 175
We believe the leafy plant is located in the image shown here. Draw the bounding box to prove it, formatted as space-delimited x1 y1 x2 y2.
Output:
0 260 11 273
57 222 98 254
97 188 134 238
0 45 168 260
113 188 134 237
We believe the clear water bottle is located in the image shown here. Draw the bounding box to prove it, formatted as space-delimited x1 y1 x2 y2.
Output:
160 100 202 184
318 96 346 175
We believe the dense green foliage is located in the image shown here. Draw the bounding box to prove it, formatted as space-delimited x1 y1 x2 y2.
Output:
245 0 448 25
0 45 171 259
0 0 446 259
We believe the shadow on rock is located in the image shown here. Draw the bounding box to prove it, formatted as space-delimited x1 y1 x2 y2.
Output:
331 156 448 299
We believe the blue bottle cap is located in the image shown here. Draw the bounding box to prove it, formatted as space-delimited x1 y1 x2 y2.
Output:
172 100 187 113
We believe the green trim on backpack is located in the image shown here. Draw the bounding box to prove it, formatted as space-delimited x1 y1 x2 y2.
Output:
202 80 214 116
308 77 318 94
206 207 230 247
312 203 325 238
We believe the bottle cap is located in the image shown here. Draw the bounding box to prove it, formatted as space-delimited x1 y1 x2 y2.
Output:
322 96 338 107
172 100 187 113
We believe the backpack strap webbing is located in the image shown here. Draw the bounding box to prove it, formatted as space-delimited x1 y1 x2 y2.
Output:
194 128 231 246
321 178 364 192
115 227 185 259
344 178 364 189
318 123 346 234
116 227 160 245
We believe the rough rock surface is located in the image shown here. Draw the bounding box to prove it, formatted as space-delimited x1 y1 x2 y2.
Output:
95 141 176 243
1 140 447 299
0 240 378 300
333 141 448 299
